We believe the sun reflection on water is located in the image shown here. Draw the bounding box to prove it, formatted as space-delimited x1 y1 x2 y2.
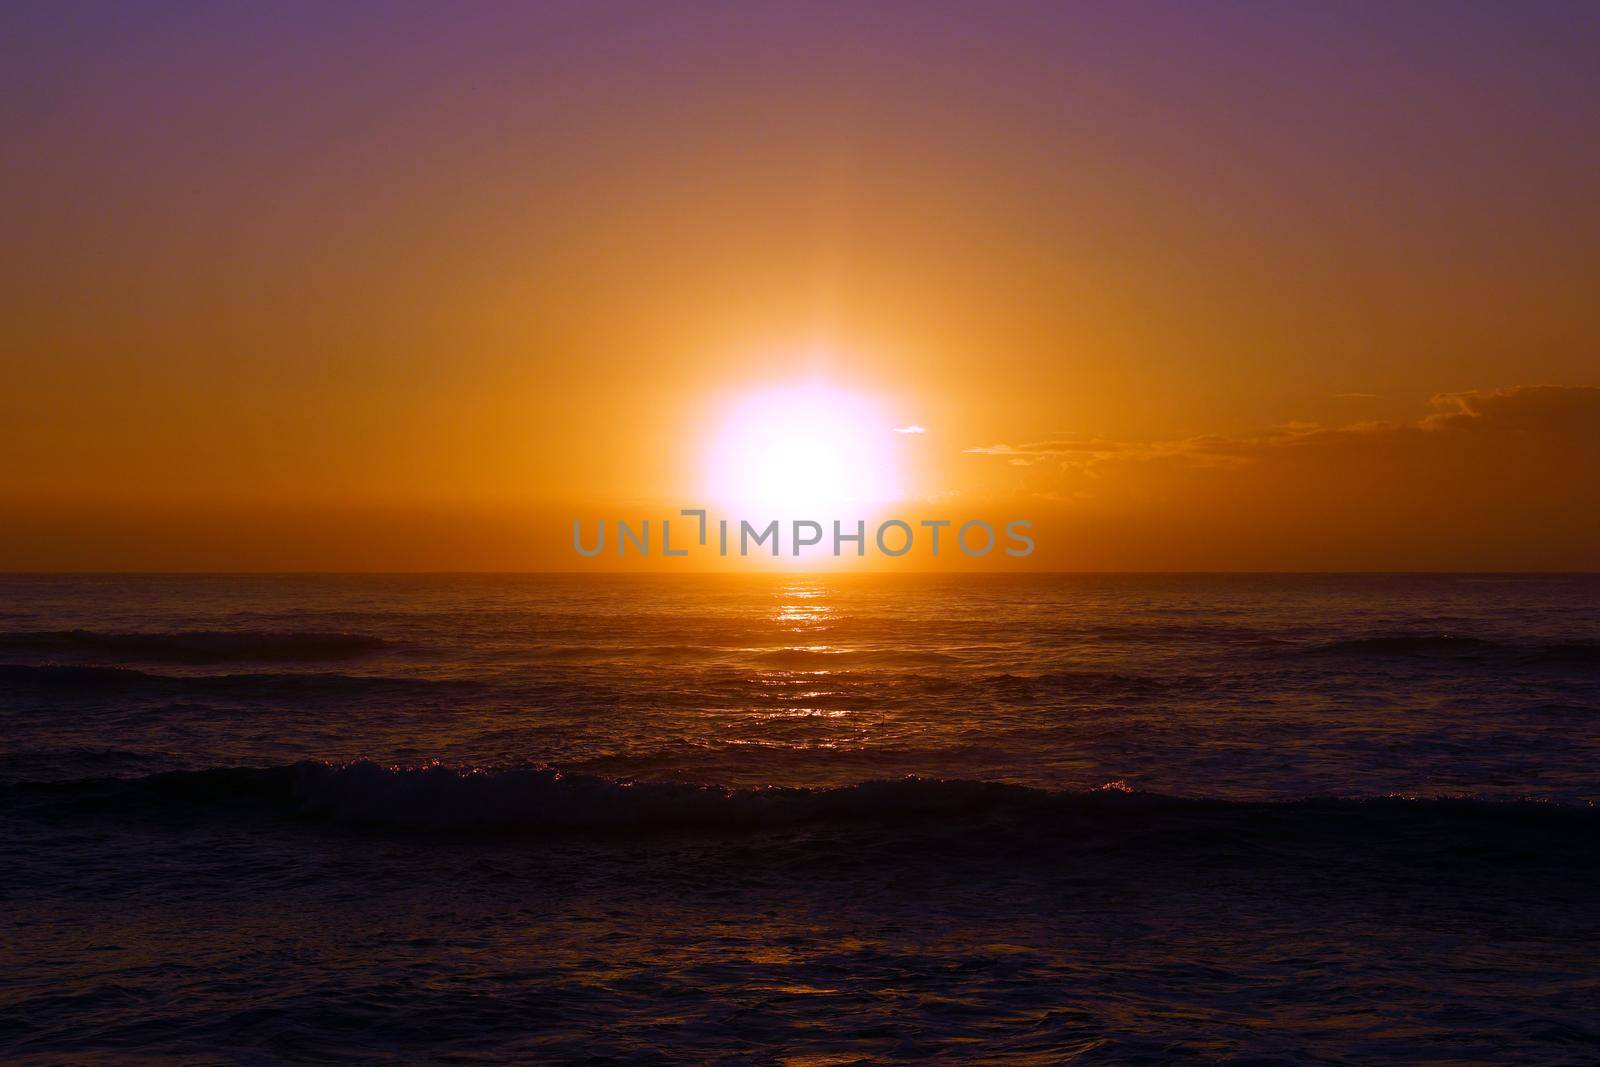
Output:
710 579 876 753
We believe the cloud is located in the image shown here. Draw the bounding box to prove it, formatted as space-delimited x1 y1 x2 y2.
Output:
970 387 1600 472
958 385 1600 568
1421 384 1600 431
962 435 1126 465
893 424 927 434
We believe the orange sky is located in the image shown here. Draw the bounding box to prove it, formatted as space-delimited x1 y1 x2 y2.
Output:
3 3 1597 570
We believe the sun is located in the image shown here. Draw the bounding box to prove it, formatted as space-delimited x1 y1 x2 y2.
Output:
704 383 902 521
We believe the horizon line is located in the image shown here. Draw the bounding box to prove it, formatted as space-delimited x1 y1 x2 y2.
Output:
2 570 1596 578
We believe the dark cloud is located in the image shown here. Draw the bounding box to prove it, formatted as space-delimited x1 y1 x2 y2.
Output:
970 386 1600 471
963 386 1600 569
1422 385 1600 432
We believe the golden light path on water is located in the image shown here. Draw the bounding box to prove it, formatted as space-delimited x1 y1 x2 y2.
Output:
724 580 865 750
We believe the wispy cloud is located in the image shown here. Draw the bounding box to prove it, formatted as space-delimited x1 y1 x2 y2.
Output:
963 435 1125 466
954 386 1600 568
893 425 927 434
963 385 1600 479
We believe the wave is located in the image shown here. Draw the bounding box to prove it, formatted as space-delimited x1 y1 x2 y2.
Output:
5 762 1594 840
0 746 169 779
983 670 1173 698
518 644 962 668
1311 635 1491 655
0 664 461 699
0 629 393 664
749 647 959 668
1082 622 1281 645
528 642 707 662
1306 633 1600 667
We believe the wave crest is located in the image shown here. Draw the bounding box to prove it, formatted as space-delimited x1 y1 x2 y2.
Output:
8 763 1595 838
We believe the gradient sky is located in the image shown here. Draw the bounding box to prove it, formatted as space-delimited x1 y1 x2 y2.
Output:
3 1 1598 569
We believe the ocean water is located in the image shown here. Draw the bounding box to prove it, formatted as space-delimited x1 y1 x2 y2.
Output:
2 573 1598 1061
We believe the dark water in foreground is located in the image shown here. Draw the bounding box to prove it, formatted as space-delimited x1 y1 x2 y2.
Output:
3 573 1598 1061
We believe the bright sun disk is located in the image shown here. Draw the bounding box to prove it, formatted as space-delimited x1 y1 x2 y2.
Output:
705 384 901 521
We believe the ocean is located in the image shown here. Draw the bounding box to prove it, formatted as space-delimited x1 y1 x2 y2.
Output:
3 573 1598 1061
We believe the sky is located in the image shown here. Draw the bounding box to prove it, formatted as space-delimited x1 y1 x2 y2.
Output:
3 1 1598 570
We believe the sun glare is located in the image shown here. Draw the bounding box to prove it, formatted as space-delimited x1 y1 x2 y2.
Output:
705 384 901 521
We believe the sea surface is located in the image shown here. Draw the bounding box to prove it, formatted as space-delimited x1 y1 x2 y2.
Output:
3 573 1598 1062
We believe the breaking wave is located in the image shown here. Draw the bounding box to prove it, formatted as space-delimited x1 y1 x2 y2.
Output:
6 762 1594 840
